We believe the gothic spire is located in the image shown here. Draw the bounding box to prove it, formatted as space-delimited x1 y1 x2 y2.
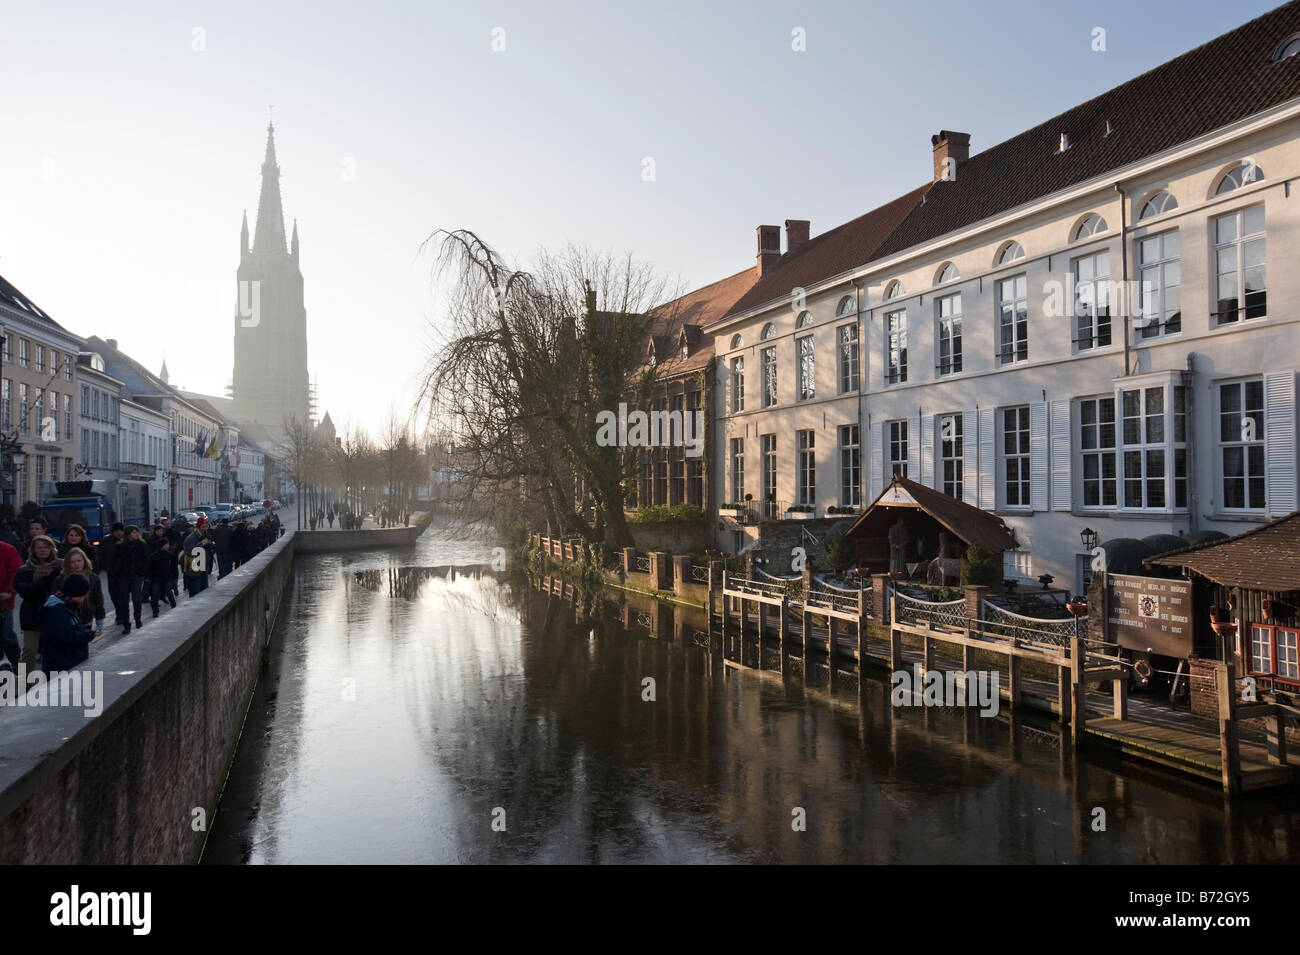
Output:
252 123 287 254
291 217 299 260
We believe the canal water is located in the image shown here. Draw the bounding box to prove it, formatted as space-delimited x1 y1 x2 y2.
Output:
203 519 1300 864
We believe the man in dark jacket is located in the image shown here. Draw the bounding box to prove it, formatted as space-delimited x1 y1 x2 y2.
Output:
18 517 48 561
147 538 178 616
212 518 234 579
98 522 126 625
39 574 94 673
14 536 62 668
111 525 149 633
161 518 183 600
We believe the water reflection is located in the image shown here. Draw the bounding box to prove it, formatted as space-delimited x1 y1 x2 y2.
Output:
204 523 1300 864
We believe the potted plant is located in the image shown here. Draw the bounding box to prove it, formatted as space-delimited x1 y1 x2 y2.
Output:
1066 595 1088 617
785 504 815 520
1209 605 1238 640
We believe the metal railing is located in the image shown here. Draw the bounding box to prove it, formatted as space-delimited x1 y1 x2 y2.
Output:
690 564 709 583
894 590 966 629
980 599 1082 648
631 555 651 573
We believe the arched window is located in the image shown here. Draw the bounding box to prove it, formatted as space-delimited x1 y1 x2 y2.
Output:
1275 34 1300 61
795 311 812 329
1216 162 1264 195
934 262 959 285
729 334 743 350
1072 214 1108 241
1138 191 1178 220
836 294 856 317
884 280 904 300
995 241 1025 266
761 323 776 340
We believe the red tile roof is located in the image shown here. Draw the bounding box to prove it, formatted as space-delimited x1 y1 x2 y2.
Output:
1148 510 1300 591
644 266 759 377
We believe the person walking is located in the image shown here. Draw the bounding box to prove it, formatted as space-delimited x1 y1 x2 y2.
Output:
99 522 127 626
58 523 99 572
18 517 48 561
0 538 22 670
182 518 213 597
213 518 234 580
53 547 106 637
147 537 178 616
162 518 183 600
327 509 335 529
39 574 95 674
111 525 148 633
14 536 63 669
232 520 251 568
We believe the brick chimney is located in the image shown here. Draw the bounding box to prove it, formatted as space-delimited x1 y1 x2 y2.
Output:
931 130 970 183
785 219 810 254
756 224 781 276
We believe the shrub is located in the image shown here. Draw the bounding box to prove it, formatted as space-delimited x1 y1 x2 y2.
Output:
960 545 1000 586
628 503 705 524
786 504 814 513
825 531 856 572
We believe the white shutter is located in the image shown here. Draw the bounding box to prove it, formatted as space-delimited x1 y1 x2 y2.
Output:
962 411 977 505
870 420 884 502
978 407 995 510
920 414 934 488
1265 371 1297 517
908 414 921 481
1030 400 1048 512
1050 399 1071 511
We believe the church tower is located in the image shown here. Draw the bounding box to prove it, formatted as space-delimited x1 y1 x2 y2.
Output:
232 123 311 433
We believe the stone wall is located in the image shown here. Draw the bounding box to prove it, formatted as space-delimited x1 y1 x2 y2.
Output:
629 520 711 556
296 511 432 552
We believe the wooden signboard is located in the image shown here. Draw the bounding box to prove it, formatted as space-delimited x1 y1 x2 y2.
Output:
1106 573 1193 657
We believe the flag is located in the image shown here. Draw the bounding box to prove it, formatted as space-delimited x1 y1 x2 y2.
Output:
205 431 223 460
195 432 206 457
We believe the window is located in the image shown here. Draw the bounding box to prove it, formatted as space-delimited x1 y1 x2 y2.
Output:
1276 35 1300 60
1073 250 1112 349
797 430 815 506
81 428 89 464
18 340 28 369
936 293 961 375
1138 191 1177 220
1072 214 1108 241
1219 379 1265 510
64 353 72 380
839 424 860 507
837 324 859 394
761 434 776 516
1121 387 1170 509
888 420 908 478
996 241 1024 266
1215 162 1264 195
1002 406 1030 507
761 346 777 407
687 459 702 507
730 357 745 413
730 437 745 503
0 379 7 430
35 346 44 374
1249 625 1300 683
797 336 815 401
761 323 776 340
1 335 8 363
34 454 43 492
51 457 59 482
1138 231 1181 337
836 295 856 318
884 281 904 300
935 262 959 284
885 309 907 384
1080 397 1117 507
795 311 812 330
729 334 742 350
92 390 100 421
997 274 1028 363
80 385 90 417
939 414 962 499
1213 206 1265 324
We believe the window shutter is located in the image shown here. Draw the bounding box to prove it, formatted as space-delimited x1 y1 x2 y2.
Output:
920 414 934 488
870 421 884 501
978 408 995 510
1030 400 1048 511
962 411 977 505
1265 371 1297 517
1050 399 1071 511
908 414 921 481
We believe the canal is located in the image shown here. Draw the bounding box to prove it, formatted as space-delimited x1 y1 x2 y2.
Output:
202 519 1300 864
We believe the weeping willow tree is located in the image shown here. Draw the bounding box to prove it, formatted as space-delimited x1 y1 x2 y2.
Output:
418 229 681 556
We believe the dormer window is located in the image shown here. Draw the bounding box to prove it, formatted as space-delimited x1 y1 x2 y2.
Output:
1275 34 1300 61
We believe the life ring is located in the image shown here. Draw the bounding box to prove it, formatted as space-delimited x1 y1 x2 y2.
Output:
1133 658 1153 683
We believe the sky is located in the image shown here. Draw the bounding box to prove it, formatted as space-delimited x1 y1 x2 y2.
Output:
0 0 1283 434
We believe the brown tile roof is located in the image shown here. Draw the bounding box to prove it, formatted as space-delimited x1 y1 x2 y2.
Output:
1148 510 1300 591
844 474 1019 555
644 266 759 378
719 2 1300 318
871 1 1300 262
721 186 929 319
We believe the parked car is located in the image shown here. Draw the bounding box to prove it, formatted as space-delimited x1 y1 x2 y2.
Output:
211 503 234 522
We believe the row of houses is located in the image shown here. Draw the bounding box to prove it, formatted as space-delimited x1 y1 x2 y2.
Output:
635 2 1300 601
0 275 281 524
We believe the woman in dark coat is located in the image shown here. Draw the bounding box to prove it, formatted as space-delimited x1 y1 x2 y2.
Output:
53 546 106 635
14 535 63 668
58 524 99 573
111 525 149 633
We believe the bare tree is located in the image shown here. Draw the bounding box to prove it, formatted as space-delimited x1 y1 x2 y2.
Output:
276 415 327 528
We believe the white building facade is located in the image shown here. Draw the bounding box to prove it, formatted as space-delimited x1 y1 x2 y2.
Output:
119 397 170 524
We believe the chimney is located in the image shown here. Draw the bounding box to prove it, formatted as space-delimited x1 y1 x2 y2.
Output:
931 130 970 183
756 224 781 276
784 219 810 254
106 338 118 350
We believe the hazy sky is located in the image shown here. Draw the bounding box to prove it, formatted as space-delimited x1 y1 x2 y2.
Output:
0 0 1280 433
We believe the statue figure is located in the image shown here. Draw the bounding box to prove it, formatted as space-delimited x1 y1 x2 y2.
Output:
888 515 911 577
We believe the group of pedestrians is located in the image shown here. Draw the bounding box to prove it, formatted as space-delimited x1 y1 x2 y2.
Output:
0 509 285 676
308 504 367 531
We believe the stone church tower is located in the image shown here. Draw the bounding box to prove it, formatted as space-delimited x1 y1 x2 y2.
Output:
232 123 311 432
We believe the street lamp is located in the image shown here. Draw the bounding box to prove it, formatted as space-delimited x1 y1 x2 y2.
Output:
1080 527 1099 552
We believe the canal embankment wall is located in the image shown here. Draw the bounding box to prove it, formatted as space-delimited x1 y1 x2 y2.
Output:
0 512 432 864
